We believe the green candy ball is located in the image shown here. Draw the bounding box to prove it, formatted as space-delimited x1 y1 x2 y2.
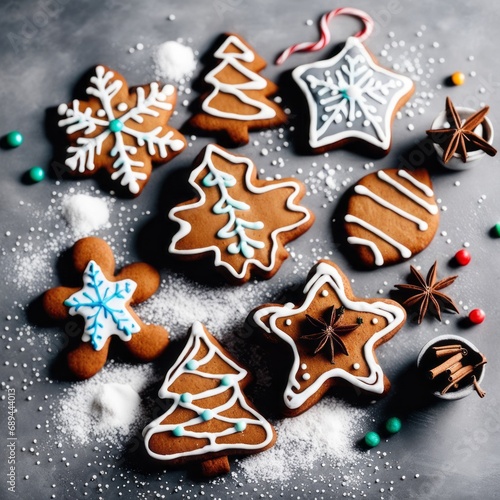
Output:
6 130 23 148
494 222 500 238
364 431 381 448
29 166 45 183
385 417 402 434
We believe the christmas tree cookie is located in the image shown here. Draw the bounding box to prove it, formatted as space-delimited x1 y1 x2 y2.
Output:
188 34 287 145
168 144 314 284
57 65 186 196
249 260 406 416
143 321 276 477
42 237 169 379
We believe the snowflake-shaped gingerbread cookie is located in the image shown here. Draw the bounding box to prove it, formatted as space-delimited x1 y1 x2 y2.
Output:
43 237 169 379
57 65 187 196
293 37 414 155
249 260 406 416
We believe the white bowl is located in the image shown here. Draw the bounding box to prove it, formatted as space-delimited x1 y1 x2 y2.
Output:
416 334 486 400
430 106 494 171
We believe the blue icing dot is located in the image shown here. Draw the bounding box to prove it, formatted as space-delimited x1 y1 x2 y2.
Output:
109 118 124 132
172 426 184 437
234 421 246 432
200 409 214 422
180 393 192 404
220 375 231 386
185 359 199 371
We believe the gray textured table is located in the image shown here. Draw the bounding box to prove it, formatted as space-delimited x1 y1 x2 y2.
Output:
1 0 499 498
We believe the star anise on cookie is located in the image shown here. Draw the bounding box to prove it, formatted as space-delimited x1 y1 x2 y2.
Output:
394 261 459 324
426 97 497 163
302 306 361 363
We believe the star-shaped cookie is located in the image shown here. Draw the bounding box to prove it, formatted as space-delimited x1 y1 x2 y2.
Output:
249 260 406 416
43 237 169 379
292 37 414 155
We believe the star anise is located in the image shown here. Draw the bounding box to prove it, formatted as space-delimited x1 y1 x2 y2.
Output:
302 306 361 363
426 97 497 163
395 261 459 324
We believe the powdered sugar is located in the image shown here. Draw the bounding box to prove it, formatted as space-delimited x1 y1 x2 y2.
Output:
61 193 110 236
153 41 197 82
55 363 154 445
239 398 366 482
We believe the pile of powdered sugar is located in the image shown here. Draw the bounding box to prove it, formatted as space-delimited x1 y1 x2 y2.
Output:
61 193 110 237
54 363 155 445
239 398 366 482
153 40 197 82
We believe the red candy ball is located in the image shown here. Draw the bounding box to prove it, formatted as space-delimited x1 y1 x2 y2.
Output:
455 249 471 266
469 308 485 324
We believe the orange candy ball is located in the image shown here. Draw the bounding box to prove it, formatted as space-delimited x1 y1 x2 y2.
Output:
451 72 465 86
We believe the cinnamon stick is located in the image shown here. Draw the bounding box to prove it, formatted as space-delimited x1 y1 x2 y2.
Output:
472 375 486 398
428 352 464 380
434 346 468 358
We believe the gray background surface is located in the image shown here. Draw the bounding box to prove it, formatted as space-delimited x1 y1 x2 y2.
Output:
1 0 500 498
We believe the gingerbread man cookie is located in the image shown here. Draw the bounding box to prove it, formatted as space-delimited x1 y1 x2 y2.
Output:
57 65 187 196
188 34 287 145
143 321 276 477
249 260 406 416
42 237 169 379
168 144 314 284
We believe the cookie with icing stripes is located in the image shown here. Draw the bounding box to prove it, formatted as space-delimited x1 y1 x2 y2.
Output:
343 168 439 267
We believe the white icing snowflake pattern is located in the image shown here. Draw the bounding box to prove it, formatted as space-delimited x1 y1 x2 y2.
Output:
292 37 413 151
64 260 139 351
57 65 186 194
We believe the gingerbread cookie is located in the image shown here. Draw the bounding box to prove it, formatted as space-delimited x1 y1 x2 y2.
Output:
42 237 169 379
169 144 314 284
57 65 187 196
344 168 439 267
188 34 287 145
143 321 276 477
291 36 414 155
249 260 406 416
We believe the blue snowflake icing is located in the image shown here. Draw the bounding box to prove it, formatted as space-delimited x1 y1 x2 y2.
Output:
63 260 140 351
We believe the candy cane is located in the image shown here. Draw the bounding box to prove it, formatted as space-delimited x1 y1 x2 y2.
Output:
276 7 374 65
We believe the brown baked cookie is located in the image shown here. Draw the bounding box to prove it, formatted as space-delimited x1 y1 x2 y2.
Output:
57 65 187 197
168 144 314 284
42 237 169 379
291 37 414 155
188 33 287 145
143 321 276 477
248 260 406 417
344 168 439 267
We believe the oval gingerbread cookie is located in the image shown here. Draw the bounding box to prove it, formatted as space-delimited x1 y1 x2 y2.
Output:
344 168 439 267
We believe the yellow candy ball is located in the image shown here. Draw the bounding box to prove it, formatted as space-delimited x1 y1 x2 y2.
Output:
451 72 465 86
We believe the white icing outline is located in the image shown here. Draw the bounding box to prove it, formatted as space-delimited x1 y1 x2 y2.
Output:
58 65 185 194
202 35 277 121
168 144 312 280
252 262 405 410
143 321 274 460
292 37 413 150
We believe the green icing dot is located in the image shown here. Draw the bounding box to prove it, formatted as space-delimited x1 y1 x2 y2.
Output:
494 222 500 238
29 166 45 183
200 409 213 422
6 131 23 148
109 119 124 132
234 421 246 432
185 359 199 370
172 426 184 437
180 393 192 404
385 417 402 434
220 375 231 386
364 431 380 448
